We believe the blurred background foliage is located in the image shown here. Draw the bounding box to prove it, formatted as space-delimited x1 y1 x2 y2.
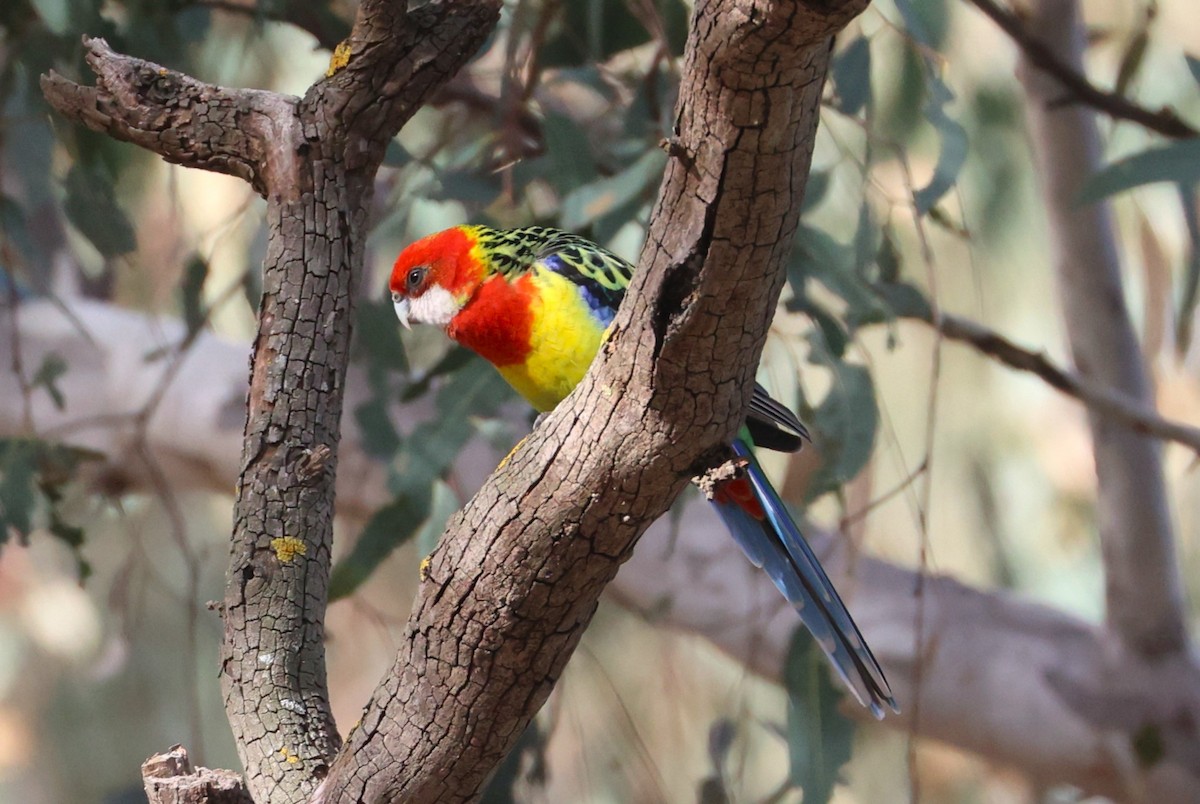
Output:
0 0 1198 801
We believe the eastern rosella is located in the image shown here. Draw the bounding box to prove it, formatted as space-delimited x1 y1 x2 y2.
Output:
390 225 897 717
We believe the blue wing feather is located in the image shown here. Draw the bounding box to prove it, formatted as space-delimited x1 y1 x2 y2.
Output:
712 439 897 718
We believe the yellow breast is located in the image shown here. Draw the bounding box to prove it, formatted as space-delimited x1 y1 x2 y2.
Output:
498 268 608 412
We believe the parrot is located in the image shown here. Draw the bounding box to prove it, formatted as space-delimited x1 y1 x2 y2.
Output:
389 224 897 718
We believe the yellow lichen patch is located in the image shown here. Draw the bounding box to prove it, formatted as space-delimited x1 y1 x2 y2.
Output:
419 554 433 581
270 536 307 563
278 746 301 765
326 40 352 77
497 435 529 470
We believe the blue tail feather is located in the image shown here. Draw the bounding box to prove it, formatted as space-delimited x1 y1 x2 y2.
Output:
712 439 897 718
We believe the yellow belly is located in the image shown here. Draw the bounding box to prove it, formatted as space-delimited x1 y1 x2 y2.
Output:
498 268 608 412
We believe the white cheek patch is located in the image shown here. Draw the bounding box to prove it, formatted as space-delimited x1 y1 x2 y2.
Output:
409 285 460 328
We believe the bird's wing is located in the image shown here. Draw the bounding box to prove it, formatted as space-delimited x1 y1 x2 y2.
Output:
746 383 810 453
531 231 633 324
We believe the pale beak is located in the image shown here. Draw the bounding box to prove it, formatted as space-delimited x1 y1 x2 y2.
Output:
393 297 411 330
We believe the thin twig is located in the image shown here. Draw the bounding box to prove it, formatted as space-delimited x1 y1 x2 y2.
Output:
932 312 1200 452
965 0 1197 139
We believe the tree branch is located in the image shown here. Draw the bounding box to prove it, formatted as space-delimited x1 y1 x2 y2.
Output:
8 298 1200 799
1018 0 1188 657
40 2 502 801
965 0 1198 139
41 37 285 196
315 1 869 800
931 313 1200 453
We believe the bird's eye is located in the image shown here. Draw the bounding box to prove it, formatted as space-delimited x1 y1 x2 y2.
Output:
406 266 427 292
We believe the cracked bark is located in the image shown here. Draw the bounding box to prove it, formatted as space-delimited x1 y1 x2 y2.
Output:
41 2 502 802
9 297 1200 798
315 1 868 801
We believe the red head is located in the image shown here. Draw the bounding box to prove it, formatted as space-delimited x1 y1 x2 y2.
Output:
389 226 486 329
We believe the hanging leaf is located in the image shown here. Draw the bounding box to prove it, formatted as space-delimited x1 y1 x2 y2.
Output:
62 163 137 257
1176 186 1200 354
328 491 431 600
0 438 97 574
1077 140 1200 205
180 253 208 334
560 148 666 230
805 360 878 500
31 352 68 411
801 169 831 214
913 74 968 215
540 113 597 195
1187 54 1200 87
832 36 872 116
784 629 856 804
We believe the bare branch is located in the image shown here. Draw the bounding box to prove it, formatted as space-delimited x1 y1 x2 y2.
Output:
930 313 1200 452
41 37 287 196
1018 0 1188 657
966 0 1198 139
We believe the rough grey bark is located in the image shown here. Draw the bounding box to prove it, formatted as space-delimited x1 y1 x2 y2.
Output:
1018 0 1188 660
314 1 868 800
41 3 502 801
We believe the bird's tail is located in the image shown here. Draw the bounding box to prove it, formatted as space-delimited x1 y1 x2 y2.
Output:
711 439 897 719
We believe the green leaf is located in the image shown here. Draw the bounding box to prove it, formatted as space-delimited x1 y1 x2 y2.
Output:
1078 140 1200 205
383 141 412 168
354 296 409 372
1114 27 1149 98
62 163 137 257
792 225 886 322
1176 186 1200 354
893 0 950 51
354 383 401 460
1187 54 1200 86
415 480 460 558
541 113 597 195
0 439 96 566
181 254 209 334
805 361 878 499
479 718 546 803
560 148 666 230
31 352 68 411
832 36 872 116
801 170 831 214
397 361 514 490
0 440 38 538
914 74 968 215
328 492 431 600
784 630 856 804
400 346 474 401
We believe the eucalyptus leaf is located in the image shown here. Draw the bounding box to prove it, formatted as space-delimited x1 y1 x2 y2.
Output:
914 75 968 215
560 148 666 230
832 36 871 116
63 164 137 257
328 491 431 600
1176 186 1200 354
181 254 208 334
542 113 597 195
784 629 856 804
805 361 878 499
1187 54 1200 87
1077 140 1200 205
31 353 68 411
